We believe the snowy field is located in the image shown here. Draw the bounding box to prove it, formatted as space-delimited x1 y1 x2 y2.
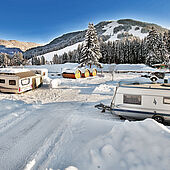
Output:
0 64 170 170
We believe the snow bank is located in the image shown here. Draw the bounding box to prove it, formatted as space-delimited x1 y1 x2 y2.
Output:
43 76 51 84
68 118 170 170
93 84 113 94
65 166 78 170
24 159 36 170
50 79 61 88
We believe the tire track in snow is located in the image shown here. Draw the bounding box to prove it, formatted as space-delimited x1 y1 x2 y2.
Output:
0 102 80 170
0 119 42 161
24 118 71 170
0 104 40 136
23 106 85 170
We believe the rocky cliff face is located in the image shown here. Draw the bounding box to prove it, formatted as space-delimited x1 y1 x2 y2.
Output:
24 19 169 59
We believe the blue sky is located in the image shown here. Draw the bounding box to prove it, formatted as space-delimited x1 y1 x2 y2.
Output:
0 0 170 44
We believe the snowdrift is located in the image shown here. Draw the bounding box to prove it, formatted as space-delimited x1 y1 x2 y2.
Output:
61 117 170 170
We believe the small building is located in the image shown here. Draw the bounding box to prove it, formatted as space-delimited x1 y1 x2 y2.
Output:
62 69 81 79
79 68 90 78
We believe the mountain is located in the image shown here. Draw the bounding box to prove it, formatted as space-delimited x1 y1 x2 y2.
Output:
0 45 23 56
24 19 169 59
0 39 41 55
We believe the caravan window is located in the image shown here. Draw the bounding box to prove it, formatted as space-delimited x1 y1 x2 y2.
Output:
9 80 16 85
123 94 141 105
0 79 5 83
21 78 30 86
163 97 170 104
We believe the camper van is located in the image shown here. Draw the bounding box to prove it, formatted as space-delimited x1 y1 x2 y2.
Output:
112 83 170 123
0 69 43 93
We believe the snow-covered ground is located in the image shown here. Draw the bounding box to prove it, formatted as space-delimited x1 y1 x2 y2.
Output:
0 64 170 170
24 63 157 74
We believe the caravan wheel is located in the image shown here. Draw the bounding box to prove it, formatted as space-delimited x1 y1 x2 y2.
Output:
152 115 164 124
150 76 158 82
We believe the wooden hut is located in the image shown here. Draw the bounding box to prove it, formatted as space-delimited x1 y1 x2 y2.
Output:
90 68 97 76
80 68 90 78
62 69 81 79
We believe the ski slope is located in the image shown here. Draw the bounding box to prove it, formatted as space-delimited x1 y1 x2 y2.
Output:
0 65 170 170
37 42 83 62
102 21 148 42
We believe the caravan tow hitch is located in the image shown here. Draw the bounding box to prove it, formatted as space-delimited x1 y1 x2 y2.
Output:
95 103 112 112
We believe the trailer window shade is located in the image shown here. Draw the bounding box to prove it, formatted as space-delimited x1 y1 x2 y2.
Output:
0 79 5 83
9 80 16 85
163 97 170 104
123 94 141 105
21 78 30 86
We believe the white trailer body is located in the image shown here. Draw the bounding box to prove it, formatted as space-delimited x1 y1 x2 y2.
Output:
0 69 42 93
113 83 170 122
28 68 48 80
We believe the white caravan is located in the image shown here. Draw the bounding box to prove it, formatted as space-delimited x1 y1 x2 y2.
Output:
0 68 43 93
27 68 48 80
112 83 170 123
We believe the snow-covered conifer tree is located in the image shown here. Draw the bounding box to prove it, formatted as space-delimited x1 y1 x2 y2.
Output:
80 23 102 68
145 27 159 65
32 56 40 65
3 53 10 66
146 27 169 65
0 53 4 66
11 52 21 66
76 44 83 63
41 56 46 65
163 30 170 53
53 54 58 64
157 33 169 64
